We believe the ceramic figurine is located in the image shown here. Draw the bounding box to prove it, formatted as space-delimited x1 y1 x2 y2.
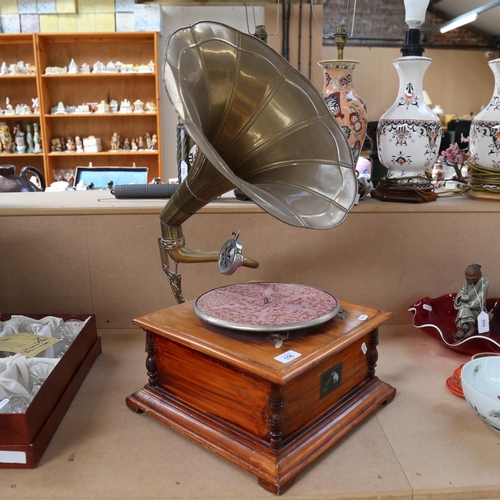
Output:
97 100 110 114
131 138 138 151
66 136 76 152
55 102 67 114
75 136 83 153
453 264 489 341
0 124 14 153
5 98 14 115
150 134 158 150
93 60 105 74
14 122 26 154
145 132 151 149
68 59 79 74
81 63 91 74
119 99 132 113
26 124 34 153
32 97 39 114
0 62 7 75
138 136 145 149
106 61 117 73
110 100 118 113
145 102 157 113
123 138 131 150
133 99 144 113
77 103 91 113
33 123 42 153
110 132 120 150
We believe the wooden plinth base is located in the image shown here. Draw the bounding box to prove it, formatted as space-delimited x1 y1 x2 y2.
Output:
371 185 437 203
126 299 396 495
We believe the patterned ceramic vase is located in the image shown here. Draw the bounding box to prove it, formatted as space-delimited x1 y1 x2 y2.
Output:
318 60 367 165
377 56 441 178
469 58 500 169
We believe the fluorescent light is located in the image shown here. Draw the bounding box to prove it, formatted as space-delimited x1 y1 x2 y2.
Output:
439 12 478 33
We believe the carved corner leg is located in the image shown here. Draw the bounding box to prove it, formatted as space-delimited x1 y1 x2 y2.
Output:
368 327 380 379
268 385 284 451
145 331 158 387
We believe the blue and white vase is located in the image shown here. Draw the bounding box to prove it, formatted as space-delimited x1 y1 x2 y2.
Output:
469 58 500 169
377 56 441 178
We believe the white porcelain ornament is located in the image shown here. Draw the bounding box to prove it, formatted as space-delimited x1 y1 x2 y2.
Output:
377 56 441 178
469 58 500 169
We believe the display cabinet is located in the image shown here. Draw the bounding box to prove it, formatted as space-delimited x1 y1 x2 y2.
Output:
0 34 44 178
0 32 162 186
37 32 161 184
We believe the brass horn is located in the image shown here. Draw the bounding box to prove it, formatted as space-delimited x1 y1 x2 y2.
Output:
160 22 356 303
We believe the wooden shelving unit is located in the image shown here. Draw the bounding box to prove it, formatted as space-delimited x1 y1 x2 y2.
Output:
0 34 44 177
0 32 162 186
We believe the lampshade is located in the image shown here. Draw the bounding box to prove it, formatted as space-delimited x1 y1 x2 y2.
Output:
403 0 430 29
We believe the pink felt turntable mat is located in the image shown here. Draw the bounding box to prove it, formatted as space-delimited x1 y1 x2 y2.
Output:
195 282 338 327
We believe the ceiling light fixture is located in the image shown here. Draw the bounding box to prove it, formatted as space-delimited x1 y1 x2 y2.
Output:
439 12 478 33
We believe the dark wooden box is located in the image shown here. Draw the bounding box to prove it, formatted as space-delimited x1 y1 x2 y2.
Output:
0 313 101 468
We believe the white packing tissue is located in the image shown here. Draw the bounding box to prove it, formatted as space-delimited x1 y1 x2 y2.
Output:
0 354 59 400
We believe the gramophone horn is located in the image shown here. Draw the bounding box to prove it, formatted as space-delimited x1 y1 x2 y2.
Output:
159 21 356 303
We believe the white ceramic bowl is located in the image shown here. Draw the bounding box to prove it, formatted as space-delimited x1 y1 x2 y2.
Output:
461 356 500 433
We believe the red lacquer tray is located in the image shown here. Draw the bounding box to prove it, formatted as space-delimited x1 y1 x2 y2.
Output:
409 293 500 356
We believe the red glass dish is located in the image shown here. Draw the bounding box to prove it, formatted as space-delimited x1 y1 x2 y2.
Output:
409 294 500 356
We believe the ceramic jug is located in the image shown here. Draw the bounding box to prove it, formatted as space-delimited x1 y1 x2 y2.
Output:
377 56 441 178
318 60 367 165
469 58 500 168
0 165 46 192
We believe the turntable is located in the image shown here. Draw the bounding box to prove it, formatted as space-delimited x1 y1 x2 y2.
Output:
126 22 395 495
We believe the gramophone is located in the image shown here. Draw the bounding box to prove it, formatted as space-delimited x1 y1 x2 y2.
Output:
127 22 395 495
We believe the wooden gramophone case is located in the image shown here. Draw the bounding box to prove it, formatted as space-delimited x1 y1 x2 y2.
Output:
126 299 396 494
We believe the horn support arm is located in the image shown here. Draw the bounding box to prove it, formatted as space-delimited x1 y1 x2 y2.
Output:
159 222 259 305
160 223 259 268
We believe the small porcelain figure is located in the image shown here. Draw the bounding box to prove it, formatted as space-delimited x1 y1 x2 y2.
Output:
453 264 489 341
32 97 39 114
33 123 42 153
66 136 76 152
97 100 110 114
92 60 105 74
110 99 118 113
106 61 117 73
26 123 34 153
75 136 83 153
5 97 14 115
55 102 67 114
80 63 91 74
76 104 89 113
0 124 13 153
150 134 158 150
123 137 131 150
110 132 120 150
14 122 26 154
131 138 138 151
119 99 132 113
68 59 79 74
137 136 145 149
145 102 157 113
133 99 144 113
0 62 7 75
145 132 151 149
